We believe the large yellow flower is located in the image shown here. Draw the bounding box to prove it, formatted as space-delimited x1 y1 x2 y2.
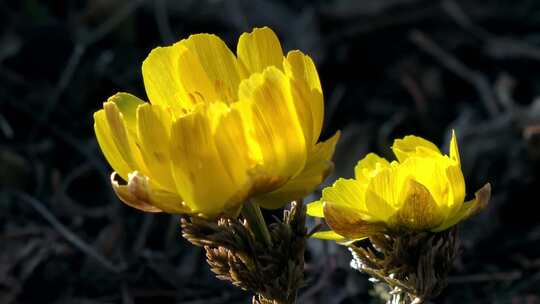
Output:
307 131 490 242
94 27 339 218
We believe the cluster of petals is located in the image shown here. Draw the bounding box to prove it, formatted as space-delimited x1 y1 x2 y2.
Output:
94 27 339 218
307 132 490 242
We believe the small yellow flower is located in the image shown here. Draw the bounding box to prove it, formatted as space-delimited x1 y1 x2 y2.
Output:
307 131 490 242
94 27 339 218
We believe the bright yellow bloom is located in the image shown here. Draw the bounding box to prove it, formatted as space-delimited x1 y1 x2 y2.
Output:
94 27 339 218
307 131 490 242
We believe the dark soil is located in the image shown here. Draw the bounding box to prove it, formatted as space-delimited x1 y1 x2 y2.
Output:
1 0 540 303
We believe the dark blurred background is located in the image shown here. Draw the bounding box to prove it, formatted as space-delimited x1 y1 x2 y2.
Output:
1 0 540 303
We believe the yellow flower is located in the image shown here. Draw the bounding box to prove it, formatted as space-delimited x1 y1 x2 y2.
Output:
307 131 490 242
94 27 339 218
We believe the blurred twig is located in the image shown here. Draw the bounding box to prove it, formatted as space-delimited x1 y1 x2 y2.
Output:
51 162 113 218
154 0 176 44
505 269 540 294
132 214 154 254
448 271 522 284
80 0 147 46
325 84 346 130
324 1 440 45
409 30 500 117
298 256 336 302
443 0 540 62
9 190 125 274
441 0 492 40
32 0 147 131
9 100 115 202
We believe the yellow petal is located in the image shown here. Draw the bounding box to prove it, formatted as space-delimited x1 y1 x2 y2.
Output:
398 156 453 209
212 104 255 209
287 82 316 146
354 153 390 184
103 101 141 169
94 93 147 180
446 163 466 210
142 43 192 112
311 230 346 241
111 172 188 213
433 183 491 232
323 201 385 240
320 177 375 220
364 168 399 222
136 103 176 191
392 135 442 163
237 27 284 74
238 67 307 182
284 50 322 92
306 200 324 217
178 34 242 104
109 93 144 130
94 110 132 180
391 178 444 230
169 106 239 217
449 129 461 165
254 131 340 209
284 51 323 145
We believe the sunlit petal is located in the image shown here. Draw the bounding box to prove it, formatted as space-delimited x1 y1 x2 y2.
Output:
255 131 339 209
311 230 346 241
284 51 323 145
237 27 284 74
307 131 489 240
95 27 337 217
392 135 442 162
391 178 444 230
238 67 307 181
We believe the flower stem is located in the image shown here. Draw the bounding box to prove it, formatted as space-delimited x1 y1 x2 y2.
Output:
242 201 273 247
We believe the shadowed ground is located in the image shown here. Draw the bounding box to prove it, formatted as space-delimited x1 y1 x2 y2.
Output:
1 0 539 303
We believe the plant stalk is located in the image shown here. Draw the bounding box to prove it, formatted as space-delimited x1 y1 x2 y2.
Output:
241 200 273 247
